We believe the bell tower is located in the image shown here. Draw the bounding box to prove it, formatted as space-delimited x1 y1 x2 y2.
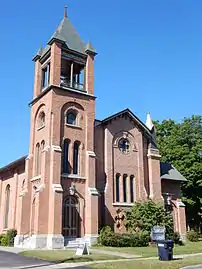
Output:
14 7 98 249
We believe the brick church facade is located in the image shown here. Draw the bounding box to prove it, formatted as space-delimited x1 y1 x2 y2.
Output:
0 9 187 249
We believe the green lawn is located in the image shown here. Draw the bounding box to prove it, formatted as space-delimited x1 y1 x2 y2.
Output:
20 250 125 263
90 255 202 269
94 241 202 257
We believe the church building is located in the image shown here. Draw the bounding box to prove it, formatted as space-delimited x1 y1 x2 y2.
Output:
0 8 187 249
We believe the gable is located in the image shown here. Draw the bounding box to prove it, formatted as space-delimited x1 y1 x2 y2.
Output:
95 109 157 148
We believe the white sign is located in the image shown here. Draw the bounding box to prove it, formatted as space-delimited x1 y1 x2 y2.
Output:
75 242 89 256
151 225 165 241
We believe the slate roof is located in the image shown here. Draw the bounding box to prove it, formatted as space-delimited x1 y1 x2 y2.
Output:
36 16 87 59
160 162 187 182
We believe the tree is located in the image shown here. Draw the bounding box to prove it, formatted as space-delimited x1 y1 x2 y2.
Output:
154 116 202 230
124 200 174 237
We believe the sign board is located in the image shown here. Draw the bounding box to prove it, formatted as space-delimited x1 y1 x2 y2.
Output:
75 242 89 256
151 225 165 241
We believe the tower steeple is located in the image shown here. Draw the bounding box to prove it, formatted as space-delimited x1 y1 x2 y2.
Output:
146 112 154 131
32 7 97 99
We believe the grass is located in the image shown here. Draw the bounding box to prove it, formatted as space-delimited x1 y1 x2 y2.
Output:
94 241 202 258
90 255 202 269
20 250 125 263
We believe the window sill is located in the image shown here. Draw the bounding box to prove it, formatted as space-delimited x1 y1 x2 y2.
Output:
61 174 86 180
112 202 134 207
31 175 41 182
37 125 45 131
65 124 82 130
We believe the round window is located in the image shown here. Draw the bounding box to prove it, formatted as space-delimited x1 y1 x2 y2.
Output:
118 138 130 154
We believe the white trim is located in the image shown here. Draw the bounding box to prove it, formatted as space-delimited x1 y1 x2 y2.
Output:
61 174 86 180
112 202 134 207
147 148 161 158
177 201 186 207
65 124 82 130
52 145 62 152
87 151 96 157
88 187 99 195
35 184 45 193
19 189 28 197
25 154 33 160
30 175 41 182
42 145 50 152
52 184 63 193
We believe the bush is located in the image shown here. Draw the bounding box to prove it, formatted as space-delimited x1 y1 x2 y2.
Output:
168 231 183 245
124 200 174 238
0 235 8 246
0 234 4 245
98 226 149 247
187 230 199 242
6 229 17 246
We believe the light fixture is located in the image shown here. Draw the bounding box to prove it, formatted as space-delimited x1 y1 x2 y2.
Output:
69 183 76 195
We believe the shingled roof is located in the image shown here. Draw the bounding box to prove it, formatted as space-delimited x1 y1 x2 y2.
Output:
160 162 187 182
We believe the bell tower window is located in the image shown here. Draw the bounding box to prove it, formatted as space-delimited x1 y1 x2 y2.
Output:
60 58 85 92
42 63 50 90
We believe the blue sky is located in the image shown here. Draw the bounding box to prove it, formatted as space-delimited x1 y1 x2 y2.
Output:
0 0 201 167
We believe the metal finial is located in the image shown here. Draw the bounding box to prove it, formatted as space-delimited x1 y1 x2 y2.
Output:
64 5 68 18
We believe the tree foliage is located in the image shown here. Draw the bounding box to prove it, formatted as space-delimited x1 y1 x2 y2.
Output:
154 115 202 230
124 200 174 237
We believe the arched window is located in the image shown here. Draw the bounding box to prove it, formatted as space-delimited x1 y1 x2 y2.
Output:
73 141 80 174
41 140 45 150
38 111 45 128
63 139 70 173
4 185 10 229
115 173 120 202
123 174 127 202
35 143 40 176
66 111 77 125
130 175 134 203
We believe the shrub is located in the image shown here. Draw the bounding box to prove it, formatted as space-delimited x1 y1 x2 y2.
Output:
98 226 149 247
6 229 17 246
0 235 8 246
0 234 4 246
124 200 174 238
187 230 199 242
168 231 183 245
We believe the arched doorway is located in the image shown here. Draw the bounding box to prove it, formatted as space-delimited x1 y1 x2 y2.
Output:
62 196 80 243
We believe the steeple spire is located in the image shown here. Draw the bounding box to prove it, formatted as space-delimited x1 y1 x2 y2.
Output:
64 5 68 18
146 112 154 131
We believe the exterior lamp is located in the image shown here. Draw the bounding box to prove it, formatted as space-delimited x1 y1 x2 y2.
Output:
69 183 76 195
166 194 172 206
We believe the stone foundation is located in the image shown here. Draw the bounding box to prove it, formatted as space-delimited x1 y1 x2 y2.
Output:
14 234 64 249
84 234 98 246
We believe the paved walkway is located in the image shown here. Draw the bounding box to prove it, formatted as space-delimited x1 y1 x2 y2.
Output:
90 248 141 258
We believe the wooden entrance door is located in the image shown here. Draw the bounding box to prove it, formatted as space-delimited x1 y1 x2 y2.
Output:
62 196 80 239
